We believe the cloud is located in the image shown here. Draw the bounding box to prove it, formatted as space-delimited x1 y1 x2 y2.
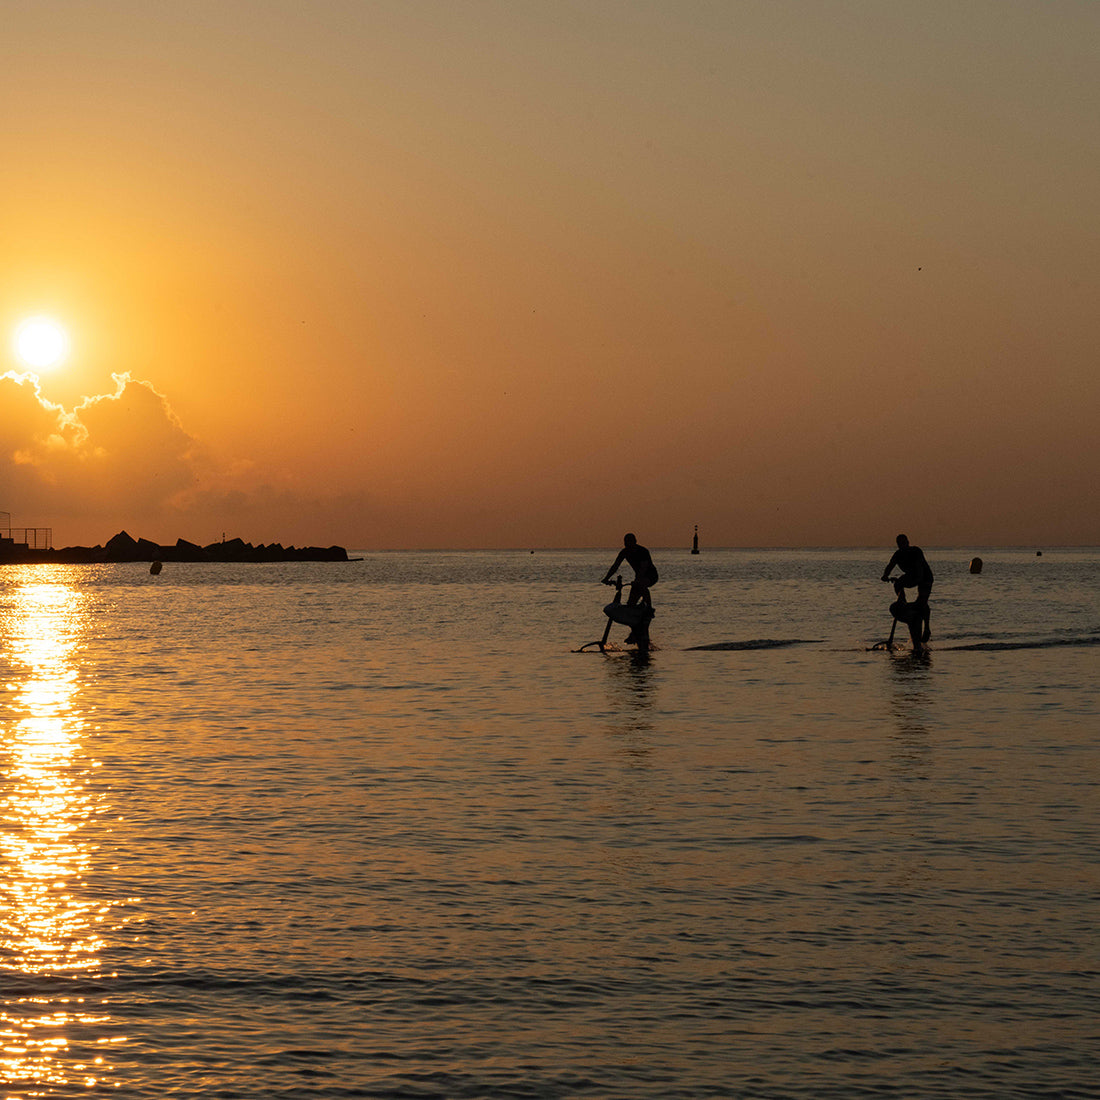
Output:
0 371 80 462
1 370 368 547
73 373 200 504
2 370 201 532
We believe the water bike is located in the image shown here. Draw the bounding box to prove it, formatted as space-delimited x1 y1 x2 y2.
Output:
576 574 655 653
872 583 930 655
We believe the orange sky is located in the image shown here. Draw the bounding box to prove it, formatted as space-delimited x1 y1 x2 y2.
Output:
3 1 1097 549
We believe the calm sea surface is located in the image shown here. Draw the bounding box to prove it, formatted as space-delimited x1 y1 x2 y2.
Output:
1 548 1097 1099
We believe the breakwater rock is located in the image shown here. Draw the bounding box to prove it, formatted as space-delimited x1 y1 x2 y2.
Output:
2 530 349 565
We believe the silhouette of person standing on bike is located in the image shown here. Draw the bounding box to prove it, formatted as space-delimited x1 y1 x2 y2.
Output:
602 533 659 608
881 533 934 646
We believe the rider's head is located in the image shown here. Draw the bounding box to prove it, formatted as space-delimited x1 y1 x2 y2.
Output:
624 533 637 547
896 533 909 549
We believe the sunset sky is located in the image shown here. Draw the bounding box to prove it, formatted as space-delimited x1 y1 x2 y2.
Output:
3 1 1096 549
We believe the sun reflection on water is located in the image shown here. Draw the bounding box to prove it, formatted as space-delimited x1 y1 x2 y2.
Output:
1 575 120 1092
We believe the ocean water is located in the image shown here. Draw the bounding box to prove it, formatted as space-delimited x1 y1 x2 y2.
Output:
1 548 1097 1099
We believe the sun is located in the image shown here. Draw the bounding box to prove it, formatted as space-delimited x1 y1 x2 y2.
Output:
13 316 70 370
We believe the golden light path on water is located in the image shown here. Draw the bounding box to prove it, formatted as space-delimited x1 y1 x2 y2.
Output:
1 573 121 1093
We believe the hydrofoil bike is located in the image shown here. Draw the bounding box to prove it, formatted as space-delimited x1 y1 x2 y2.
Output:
576 574 655 653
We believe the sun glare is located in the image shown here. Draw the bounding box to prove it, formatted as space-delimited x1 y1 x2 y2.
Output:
13 316 70 370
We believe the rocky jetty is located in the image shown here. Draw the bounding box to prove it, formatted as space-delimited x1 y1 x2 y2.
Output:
1 530 349 565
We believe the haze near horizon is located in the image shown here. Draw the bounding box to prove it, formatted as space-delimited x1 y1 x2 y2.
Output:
3 1 1096 549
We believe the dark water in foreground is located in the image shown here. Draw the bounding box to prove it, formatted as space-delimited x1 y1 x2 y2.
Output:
1 549 1097 1098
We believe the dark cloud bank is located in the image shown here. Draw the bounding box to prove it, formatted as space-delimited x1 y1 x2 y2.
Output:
1 370 353 556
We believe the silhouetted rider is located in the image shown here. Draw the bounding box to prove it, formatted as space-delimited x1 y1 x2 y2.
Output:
881 533 933 644
602 533 659 608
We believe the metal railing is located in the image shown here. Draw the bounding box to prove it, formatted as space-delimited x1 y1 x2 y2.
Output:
1 528 53 550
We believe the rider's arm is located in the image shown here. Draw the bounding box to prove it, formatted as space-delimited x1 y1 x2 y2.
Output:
881 550 899 581
602 550 625 583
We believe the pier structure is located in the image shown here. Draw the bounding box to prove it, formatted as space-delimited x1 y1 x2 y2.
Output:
1 511 53 553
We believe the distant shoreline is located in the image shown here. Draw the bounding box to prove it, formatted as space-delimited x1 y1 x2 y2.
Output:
0 530 348 565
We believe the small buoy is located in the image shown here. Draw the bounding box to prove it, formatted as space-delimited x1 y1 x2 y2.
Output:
969 557 983 574
150 560 162 575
